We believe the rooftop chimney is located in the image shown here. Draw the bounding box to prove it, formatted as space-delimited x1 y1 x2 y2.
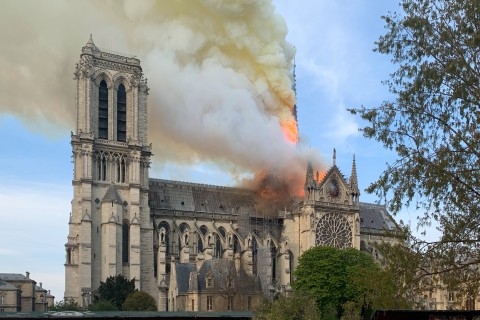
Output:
40 282 43 288
26 271 30 279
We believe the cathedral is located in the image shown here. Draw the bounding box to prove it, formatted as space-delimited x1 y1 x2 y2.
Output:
64 37 398 312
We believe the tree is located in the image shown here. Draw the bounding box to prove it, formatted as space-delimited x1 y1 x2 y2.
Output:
292 246 402 318
254 291 320 320
88 300 118 311
122 291 157 311
350 0 480 292
49 298 82 311
94 274 136 310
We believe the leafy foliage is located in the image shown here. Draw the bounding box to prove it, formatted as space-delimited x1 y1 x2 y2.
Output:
350 0 480 295
292 246 406 318
254 291 320 320
50 298 82 311
88 300 118 311
94 274 136 310
122 291 157 311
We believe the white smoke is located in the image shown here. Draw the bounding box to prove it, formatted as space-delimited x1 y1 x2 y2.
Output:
0 0 323 191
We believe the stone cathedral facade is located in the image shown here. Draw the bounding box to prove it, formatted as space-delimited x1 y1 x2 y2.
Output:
65 38 398 311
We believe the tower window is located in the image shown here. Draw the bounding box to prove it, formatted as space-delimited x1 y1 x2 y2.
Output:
98 156 107 181
98 80 108 139
121 159 126 183
117 84 126 142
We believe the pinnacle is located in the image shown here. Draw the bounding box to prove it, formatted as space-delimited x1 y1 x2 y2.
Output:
86 34 95 48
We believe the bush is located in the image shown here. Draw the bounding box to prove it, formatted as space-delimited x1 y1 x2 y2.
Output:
122 291 157 311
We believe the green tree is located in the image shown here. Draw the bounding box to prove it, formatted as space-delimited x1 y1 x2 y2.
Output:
293 246 400 318
88 300 118 311
254 291 320 320
94 274 136 310
350 0 480 293
122 291 157 311
49 298 82 311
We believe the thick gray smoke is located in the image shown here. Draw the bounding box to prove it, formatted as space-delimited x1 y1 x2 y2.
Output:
0 0 323 193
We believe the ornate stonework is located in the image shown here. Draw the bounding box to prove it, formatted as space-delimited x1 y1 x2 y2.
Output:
65 38 399 312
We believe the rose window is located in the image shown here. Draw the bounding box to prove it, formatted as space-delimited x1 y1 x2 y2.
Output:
315 213 352 248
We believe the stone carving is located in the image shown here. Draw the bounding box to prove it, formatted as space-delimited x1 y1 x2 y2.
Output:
315 213 352 249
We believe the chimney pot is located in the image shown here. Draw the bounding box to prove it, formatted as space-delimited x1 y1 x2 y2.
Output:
26 271 30 279
40 282 43 288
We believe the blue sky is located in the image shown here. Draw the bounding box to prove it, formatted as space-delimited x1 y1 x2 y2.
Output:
0 0 433 301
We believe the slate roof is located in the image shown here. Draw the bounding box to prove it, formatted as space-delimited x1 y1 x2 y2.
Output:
197 259 262 293
35 285 47 292
0 279 18 291
174 263 196 294
149 179 256 215
359 202 398 232
149 179 399 235
0 273 33 281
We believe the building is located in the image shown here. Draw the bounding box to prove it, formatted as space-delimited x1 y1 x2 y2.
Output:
0 272 54 312
64 37 398 311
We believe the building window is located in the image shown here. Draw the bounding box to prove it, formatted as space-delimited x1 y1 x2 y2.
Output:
270 242 277 282
448 291 455 302
120 159 126 183
98 80 108 139
0 309 4 312
252 238 258 275
206 296 213 311
97 155 107 181
0 295 4 304
122 220 129 264
117 84 126 142
228 296 233 311
247 296 252 310
191 299 194 311
466 296 475 310
206 277 213 288
215 235 222 258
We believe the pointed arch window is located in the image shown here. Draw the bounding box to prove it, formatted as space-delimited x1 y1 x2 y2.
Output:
98 80 108 139
270 242 277 282
117 84 127 142
197 237 204 254
116 158 126 183
98 155 107 181
252 238 258 275
215 235 222 258
233 235 240 254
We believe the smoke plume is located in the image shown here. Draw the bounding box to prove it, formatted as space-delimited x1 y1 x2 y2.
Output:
0 0 323 194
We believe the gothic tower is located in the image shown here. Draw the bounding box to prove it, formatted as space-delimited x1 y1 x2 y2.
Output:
65 36 155 305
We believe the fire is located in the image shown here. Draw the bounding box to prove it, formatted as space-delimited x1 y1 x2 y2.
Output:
281 118 299 144
252 169 305 205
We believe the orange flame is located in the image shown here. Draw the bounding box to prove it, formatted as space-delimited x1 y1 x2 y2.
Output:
281 118 298 144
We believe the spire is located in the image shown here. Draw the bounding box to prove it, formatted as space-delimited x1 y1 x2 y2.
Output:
86 34 95 48
304 161 315 191
333 148 336 166
350 154 360 197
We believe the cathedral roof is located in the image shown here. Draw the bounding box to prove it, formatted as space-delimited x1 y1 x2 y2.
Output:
359 202 398 232
149 179 257 216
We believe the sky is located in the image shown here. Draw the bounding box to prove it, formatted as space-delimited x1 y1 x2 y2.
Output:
0 0 432 302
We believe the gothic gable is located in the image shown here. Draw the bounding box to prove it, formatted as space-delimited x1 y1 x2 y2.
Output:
317 165 351 205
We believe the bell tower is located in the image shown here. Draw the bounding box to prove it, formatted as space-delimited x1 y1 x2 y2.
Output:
65 36 155 305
